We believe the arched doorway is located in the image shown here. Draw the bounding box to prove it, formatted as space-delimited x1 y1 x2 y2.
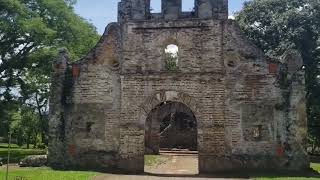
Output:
144 100 198 174
145 101 197 154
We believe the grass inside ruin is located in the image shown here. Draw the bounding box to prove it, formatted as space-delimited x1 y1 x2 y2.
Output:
144 155 166 166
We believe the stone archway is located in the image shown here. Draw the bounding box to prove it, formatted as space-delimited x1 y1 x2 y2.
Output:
138 90 200 171
145 101 197 154
139 90 198 120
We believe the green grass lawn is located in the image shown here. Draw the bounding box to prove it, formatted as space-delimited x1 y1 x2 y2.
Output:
312 163 320 172
0 163 319 180
0 151 320 180
0 156 162 180
252 163 320 180
0 143 46 163
0 167 99 180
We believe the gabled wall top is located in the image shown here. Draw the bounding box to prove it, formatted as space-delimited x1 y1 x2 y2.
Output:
118 0 228 22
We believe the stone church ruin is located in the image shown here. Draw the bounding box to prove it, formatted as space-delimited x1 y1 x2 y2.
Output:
49 0 309 173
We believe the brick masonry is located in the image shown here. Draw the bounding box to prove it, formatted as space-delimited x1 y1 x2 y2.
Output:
48 0 309 173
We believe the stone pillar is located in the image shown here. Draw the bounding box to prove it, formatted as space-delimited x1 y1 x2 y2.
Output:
282 50 309 170
162 0 182 20
288 71 309 169
118 126 145 173
146 114 161 155
118 0 149 22
132 0 149 20
48 48 69 168
196 0 228 19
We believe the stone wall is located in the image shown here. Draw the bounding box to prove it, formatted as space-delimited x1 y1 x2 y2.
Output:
121 20 224 73
49 0 309 173
118 0 228 22
48 24 122 170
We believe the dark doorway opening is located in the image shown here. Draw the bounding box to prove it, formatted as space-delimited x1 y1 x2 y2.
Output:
160 111 197 151
144 101 198 175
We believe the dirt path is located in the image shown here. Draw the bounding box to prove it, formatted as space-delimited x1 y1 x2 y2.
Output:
145 152 199 175
93 152 249 180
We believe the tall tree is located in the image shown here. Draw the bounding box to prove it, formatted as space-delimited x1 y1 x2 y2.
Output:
236 0 320 151
0 0 99 143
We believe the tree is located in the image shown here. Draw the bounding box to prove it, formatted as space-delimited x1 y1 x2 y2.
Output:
10 106 40 148
0 0 99 145
236 0 320 152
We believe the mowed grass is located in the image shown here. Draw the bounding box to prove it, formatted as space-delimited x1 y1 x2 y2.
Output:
0 167 99 180
0 155 161 180
0 162 319 180
312 163 320 172
1 149 320 180
0 143 46 163
253 163 320 180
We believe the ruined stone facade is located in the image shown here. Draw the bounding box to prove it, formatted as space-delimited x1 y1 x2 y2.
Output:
49 0 309 173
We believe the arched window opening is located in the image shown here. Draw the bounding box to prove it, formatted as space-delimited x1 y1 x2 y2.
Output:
165 44 179 71
182 0 195 12
150 0 162 13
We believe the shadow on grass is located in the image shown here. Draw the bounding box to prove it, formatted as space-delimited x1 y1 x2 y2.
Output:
139 168 319 179
44 163 320 179
8 167 320 179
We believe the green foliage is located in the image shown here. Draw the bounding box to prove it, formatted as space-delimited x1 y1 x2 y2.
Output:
9 106 43 148
0 143 21 148
0 167 98 180
236 0 320 152
0 0 99 145
0 145 46 163
165 55 178 71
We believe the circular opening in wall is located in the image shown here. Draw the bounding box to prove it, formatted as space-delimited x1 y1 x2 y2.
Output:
165 44 179 71
113 62 120 68
227 60 235 67
111 59 120 70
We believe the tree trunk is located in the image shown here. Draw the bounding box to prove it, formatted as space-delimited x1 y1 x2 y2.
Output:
35 93 46 145
33 133 37 148
26 134 30 149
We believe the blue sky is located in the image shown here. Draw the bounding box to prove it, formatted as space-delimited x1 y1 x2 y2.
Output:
75 0 247 34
